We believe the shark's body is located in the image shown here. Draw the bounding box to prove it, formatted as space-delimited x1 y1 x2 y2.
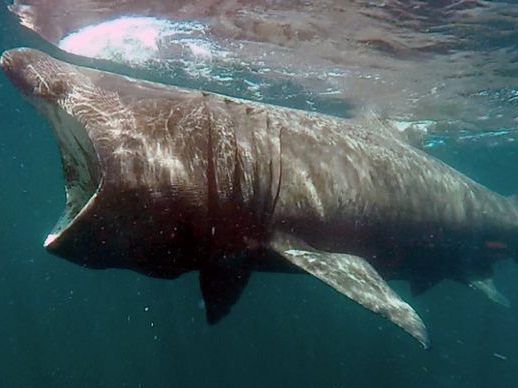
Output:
3 48 518 348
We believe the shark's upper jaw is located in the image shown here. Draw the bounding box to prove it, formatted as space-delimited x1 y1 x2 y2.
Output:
42 104 103 250
0 49 103 249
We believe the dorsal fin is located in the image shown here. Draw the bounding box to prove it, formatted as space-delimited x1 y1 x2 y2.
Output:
357 109 431 147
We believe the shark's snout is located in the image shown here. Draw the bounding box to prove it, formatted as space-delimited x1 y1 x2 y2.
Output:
1 48 31 93
2 47 45 70
1 48 68 100
0 50 13 70
0 48 29 69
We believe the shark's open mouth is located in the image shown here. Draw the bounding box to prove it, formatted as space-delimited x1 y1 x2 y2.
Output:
43 108 102 248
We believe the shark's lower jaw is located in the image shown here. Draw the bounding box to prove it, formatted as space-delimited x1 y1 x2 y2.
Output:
43 107 102 249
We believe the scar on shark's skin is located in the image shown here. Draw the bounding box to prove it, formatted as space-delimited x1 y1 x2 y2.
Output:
3 48 518 349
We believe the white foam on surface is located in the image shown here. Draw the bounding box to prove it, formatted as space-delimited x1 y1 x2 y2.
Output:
58 16 221 65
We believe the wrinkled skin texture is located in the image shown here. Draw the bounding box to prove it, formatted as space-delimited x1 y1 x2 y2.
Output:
2 48 518 347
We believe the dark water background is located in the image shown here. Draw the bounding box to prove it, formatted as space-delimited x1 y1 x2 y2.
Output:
1 2 518 388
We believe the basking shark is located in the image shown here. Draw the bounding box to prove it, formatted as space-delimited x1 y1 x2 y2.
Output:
3 48 518 348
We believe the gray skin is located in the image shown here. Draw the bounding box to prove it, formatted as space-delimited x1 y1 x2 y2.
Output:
2 48 518 348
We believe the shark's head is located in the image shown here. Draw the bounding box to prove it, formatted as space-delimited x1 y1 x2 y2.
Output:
1 48 105 262
1 48 210 275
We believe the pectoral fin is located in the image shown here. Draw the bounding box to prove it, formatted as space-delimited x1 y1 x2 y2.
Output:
469 278 511 308
270 233 429 348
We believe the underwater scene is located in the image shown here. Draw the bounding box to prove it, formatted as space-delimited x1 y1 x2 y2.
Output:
1 0 518 387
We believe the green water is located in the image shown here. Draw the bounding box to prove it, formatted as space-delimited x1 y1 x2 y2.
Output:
1 3 518 388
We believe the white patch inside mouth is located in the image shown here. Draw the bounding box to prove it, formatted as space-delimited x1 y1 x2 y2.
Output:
43 233 58 247
43 108 101 248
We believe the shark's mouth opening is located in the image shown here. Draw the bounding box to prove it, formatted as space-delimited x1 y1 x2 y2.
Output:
43 108 102 248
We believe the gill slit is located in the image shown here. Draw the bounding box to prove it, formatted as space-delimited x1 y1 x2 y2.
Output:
271 125 284 223
205 101 219 253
